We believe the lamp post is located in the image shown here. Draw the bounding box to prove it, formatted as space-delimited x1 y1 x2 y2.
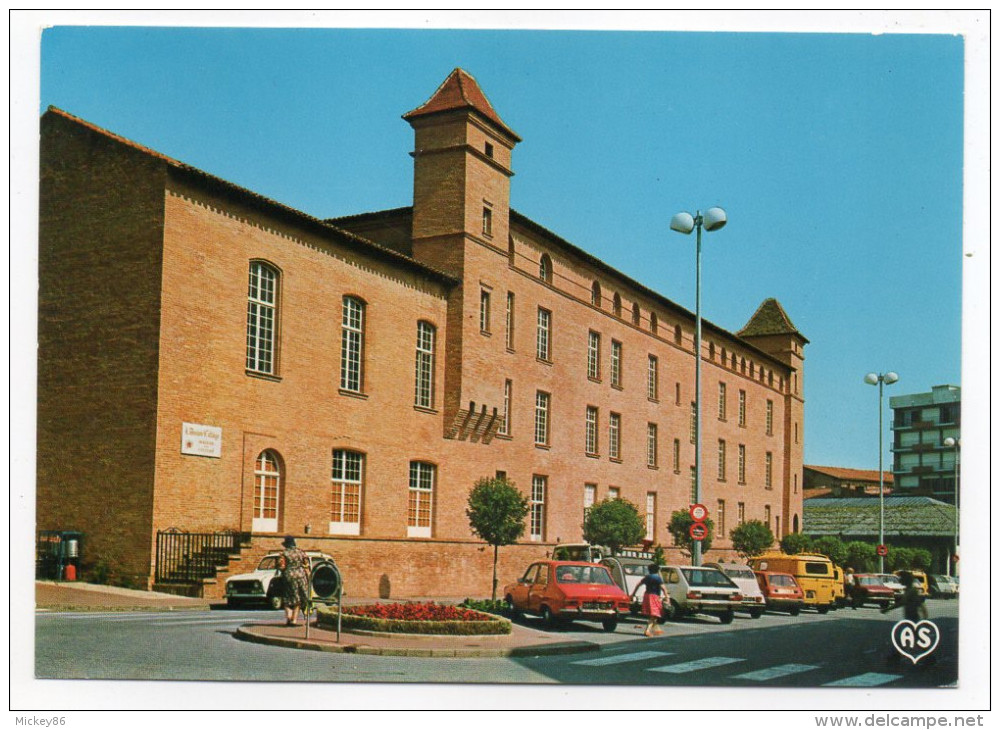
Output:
671 207 727 567
864 371 899 573
943 436 960 577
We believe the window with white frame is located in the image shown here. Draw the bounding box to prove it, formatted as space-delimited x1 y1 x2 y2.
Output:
252 449 281 532
534 391 550 446
609 412 621 460
530 475 547 541
539 254 552 283
766 399 774 435
584 483 596 521
738 444 747 484
648 355 659 400
689 402 697 444
414 321 435 409
646 492 656 540
480 289 491 333
246 261 278 374
587 331 601 380
718 382 727 421
499 379 512 436
739 389 747 427
341 296 365 392
536 307 551 361
647 423 658 468
738 502 745 524
330 450 363 535
586 406 599 456
407 461 435 537
611 340 622 388
717 500 726 538
718 439 727 481
765 452 773 489
505 291 515 349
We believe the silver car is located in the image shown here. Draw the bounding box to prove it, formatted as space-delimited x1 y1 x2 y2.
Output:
705 562 767 618
661 565 743 624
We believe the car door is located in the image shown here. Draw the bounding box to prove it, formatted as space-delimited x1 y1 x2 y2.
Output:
526 564 550 614
510 564 538 609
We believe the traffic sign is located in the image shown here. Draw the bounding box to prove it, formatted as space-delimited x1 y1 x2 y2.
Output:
876 544 888 557
689 522 708 541
689 503 709 522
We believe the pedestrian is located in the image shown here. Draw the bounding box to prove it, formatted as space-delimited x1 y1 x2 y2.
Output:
881 571 928 622
631 563 665 637
844 567 856 609
277 535 310 626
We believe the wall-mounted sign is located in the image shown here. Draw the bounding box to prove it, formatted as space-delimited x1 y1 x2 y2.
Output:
181 422 222 458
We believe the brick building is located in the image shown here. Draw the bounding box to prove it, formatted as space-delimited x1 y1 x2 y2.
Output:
37 68 807 598
802 465 894 500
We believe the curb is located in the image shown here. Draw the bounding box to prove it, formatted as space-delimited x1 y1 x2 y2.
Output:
36 604 212 613
234 626 600 658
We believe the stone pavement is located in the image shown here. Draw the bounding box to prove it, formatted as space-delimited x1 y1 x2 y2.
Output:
35 580 213 612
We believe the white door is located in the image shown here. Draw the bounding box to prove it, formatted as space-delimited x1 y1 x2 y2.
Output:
253 450 281 533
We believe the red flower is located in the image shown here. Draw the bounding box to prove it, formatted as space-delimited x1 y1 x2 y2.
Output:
344 602 491 622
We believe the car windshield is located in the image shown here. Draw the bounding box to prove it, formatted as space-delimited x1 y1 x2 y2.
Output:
682 568 735 587
556 566 614 585
769 574 796 587
858 576 882 586
257 556 278 571
724 568 755 580
623 564 650 576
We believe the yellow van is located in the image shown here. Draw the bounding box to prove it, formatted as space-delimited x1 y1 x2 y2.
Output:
749 552 839 613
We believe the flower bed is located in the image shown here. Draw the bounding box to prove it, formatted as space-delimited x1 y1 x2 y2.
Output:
316 601 512 635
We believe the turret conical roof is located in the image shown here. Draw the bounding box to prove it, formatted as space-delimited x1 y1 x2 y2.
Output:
403 68 521 142
738 298 808 342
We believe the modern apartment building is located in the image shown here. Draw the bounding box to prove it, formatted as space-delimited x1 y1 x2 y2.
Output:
890 384 961 504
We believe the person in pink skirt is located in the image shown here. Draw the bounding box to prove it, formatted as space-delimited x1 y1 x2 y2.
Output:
632 563 665 637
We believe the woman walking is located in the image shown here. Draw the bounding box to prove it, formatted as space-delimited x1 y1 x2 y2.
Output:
631 563 665 637
277 536 310 626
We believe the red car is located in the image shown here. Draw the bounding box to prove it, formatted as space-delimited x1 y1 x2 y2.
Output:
848 573 896 609
754 570 805 616
503 560 631 631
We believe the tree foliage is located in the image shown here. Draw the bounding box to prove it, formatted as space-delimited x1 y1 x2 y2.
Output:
582 498 645 556
728 520 774 560
844 541 878 572
810 536 848 567
667 510 714 558
780 532 812 555
466 476 529 600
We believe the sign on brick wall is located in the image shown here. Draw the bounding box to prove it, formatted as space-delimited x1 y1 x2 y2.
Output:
181 422 222 458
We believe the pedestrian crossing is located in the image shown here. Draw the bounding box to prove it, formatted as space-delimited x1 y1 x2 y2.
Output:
570 652 901 686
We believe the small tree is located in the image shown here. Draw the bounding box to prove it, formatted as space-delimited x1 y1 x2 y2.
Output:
582 498 645 556
667 509 714 559
910 548 932 571
844 541 878 572
810 536 848 567
780 532 812 555
729 520 774 561
887 546 914 571
466 476 530 600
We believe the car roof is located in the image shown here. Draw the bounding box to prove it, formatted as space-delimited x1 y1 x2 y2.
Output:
602 556 653 565
754 570 796 577
543 560 609 567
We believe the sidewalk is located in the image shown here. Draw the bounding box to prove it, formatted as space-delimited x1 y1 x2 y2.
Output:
36 580 214 612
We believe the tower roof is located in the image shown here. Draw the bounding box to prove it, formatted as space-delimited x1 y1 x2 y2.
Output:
403 68 521 142
738 298 808 343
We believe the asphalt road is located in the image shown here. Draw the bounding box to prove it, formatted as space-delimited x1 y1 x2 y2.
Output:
35 600 958 688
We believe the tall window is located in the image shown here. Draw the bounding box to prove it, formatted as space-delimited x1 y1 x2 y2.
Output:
482 205 493 237
505 292 515 349
717 500 726 538
246 261 278 374
530 476 547 541
673 438 681 473
499 379 512 436
674 324 683 345
738 502 746 525
534 391 550 446
718 382 727 420
718 439 727 481
647 355 659 400
536 307 551 361
330 450 363 535
765 505 771 525
611 340 622 388
587 331 601 380
738 389 747 427
480 289 491 333
407 462 435 537
539 254 552 283
647 423 658 468
591 281 602 307
765 452 773 489
252 449 281 532
675 382 681 406
689 402 697 444
584 484 596 521
341 296 365 392
632 303 641 326
738 444 747 484
689 467 697 503
650 312 658 334
586 406 599 456
609 412 621 460
613 293 622 317
766 400 774 435
646 493 657 541
414 321 435 408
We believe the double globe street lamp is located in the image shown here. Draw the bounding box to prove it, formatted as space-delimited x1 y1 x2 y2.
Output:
671 207 727 567
864 370 899 573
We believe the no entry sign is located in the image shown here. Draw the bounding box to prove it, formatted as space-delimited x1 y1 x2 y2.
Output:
689 522 709 541
689 503 709 522
876 544 889 557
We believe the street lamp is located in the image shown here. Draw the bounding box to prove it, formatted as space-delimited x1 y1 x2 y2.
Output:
671 207 727 567
864 370 899 573
943 436 960 577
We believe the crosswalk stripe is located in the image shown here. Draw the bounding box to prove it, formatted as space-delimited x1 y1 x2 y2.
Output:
732 663 819 681
649 656 744 674
823 672 902 687
572 651 674 666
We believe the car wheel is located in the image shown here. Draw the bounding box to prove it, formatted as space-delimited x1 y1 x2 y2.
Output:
817 605 830 614
749 608 764 619
541 605 558 628
226 597 241 610
719 610 735 625
789 606 801 617
602 616 618 632
504 595 521 621
268 594 283 610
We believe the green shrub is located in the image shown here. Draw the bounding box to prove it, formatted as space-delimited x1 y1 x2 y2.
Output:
315 605 511 635
458 598 510 617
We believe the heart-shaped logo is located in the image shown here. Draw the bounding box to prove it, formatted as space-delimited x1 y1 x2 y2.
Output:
890 620 940 664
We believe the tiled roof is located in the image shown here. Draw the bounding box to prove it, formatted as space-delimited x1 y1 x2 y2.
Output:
803 496 956 537
805 465 894 484
738 298 808 342
403 68 521 142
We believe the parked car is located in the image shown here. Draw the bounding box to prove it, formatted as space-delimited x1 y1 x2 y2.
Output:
705 562 767 618
846 573 895 608
895 569 929 596
224 550 337 608
550 543 608 562
754 570 804 615
503 560 630 631
928 574 959 598
874 573 906 601
749 553 838 613
660 565 742 624
601 556 655 613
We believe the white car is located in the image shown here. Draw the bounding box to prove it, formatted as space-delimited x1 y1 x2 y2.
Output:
661 565 743 624
705 562 767 618
601 556 656 613
224 551 337 608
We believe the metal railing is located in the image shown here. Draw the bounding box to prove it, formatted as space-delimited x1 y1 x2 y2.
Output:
155 530 251 584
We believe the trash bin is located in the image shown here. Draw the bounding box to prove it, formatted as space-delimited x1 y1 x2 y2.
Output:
36 530 83 581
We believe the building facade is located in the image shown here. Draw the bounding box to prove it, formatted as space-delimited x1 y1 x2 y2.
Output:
803 465 893 500
889 385 960 504
37 69 807 598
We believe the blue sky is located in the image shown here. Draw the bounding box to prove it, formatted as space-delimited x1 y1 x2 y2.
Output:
32 21 969 471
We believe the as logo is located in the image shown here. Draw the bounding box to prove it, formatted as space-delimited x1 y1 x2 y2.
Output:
891 620 940 664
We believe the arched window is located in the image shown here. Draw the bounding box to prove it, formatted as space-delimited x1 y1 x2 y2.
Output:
246 261 279 375
721 347 727 365
750 362 756 378
709 342 716 360
731 353 737 369
741 357 746 374
341 296 366 393
674 324 682 345
650 312 658 334
507 235 516 264
632 303 641 326
591 281 602 307
613 293 622 317
330 450 364 535
539 254 553 283
253 449 282 532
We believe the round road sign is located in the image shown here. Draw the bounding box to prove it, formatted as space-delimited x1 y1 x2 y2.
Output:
876 544 888 557
689 522 708 541
689 503 709 522
311 561 342 599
